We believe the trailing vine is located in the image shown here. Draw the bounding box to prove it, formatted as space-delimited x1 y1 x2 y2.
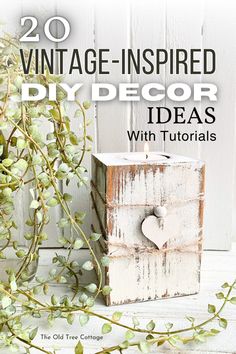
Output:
0 35 235 354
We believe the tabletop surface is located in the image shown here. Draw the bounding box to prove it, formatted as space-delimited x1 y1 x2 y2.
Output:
4 246 236 354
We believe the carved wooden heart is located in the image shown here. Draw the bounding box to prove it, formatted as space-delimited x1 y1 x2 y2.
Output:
141 215 168 249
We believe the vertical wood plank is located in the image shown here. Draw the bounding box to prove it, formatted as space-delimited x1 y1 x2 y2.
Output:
95 0 131 153
201 0 236 249
56 0 96 241
131 0 166 152
21 0 60 247
165 0 204 158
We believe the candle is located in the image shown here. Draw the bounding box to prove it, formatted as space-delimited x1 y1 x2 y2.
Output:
124 143 169 162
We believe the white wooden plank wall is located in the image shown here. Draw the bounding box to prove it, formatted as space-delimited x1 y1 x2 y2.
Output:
201 0 236 249
95 0 131 153
131 0 166 152
1 0 236 250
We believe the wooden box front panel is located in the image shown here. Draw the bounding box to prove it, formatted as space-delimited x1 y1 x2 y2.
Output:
91 153 205 305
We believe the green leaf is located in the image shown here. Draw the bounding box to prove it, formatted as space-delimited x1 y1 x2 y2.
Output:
221 282 230 288
2 158 13 167
102 323 112 334
132 316 140 328
146 334 154 340
85 283 97 293
112 311 122 322
79 314 89 327
90 233 101 241
195 334 206 343
208 304 216 314
75 341 84 354
230 297 236 304
74 211 86 222
67 313 75 325
30 200 40 209
146 320 155 331
58 276 67 284
219 318 228 329
74 109 82 117
211 328 220 335
79 293 88 303
0 251 6 259
102 285 112 296
58 218 69 228
32 154 43 166
1 295 11 309
216 292 224 299
157 337 166 346
51 295 58 305
120 341 129 349
186 316 195 323
16 249 26 258
69 132 79 145
165 322 173 331
86 297 94 307
47 314 55 326
16 137 27 149
39 232 48 241
49 108 60 122
43 284 49 295
46 133 55 141
138 341 150 353
74 239 84 250
14 158 28 171
82 261 94 271
101 256 110 267
47 197 58 207
83 101 91 110
3 187 12 197
86 135 93 142
63 193 73 202
24 233 33 241
125 330 135 340
29 327 38 341
10 279 17 292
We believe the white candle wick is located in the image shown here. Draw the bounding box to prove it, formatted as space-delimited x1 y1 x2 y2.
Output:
144 142 149 160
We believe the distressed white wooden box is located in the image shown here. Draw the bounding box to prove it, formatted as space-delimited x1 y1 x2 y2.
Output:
91 152 205 306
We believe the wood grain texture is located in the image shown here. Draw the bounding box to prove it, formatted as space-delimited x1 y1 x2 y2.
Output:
164 0 204 157
131 0 166 152
201 0 236 250
92 152 205 305
95 0 131 153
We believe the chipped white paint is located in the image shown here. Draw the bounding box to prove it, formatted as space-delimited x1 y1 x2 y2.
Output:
92 152 205 305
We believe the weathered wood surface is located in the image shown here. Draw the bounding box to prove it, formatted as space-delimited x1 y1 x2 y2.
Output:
1 0 236 250
5 246 236 353
91 152 205 305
